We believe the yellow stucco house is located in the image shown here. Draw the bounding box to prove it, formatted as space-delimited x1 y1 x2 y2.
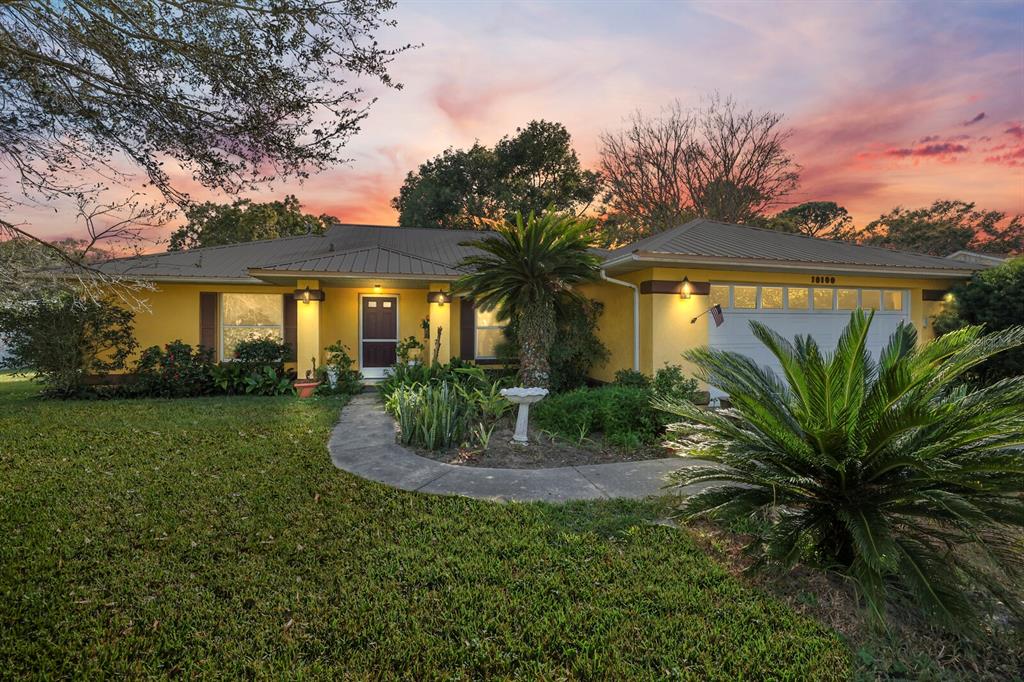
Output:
95 219 978 388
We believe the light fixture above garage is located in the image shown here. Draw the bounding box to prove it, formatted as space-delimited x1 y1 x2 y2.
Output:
426 291 451 306
680 276 692 299
293 286 325 304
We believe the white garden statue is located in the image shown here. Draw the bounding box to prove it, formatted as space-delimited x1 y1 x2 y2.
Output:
500 387 549 444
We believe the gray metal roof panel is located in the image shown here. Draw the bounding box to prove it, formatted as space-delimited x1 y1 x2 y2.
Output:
609 218 977 271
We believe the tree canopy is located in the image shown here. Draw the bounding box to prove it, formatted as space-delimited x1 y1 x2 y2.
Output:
598 95 800 244
859 200 1023 256
1 0 407 265
766 201 856 240
392 121 600 229
934 257 1024 382
169 196 338 250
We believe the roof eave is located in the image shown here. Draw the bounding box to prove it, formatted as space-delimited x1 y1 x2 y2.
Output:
601 251 978 279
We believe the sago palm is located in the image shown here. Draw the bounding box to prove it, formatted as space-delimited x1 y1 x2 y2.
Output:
657 310 1024 627
454 211 601 387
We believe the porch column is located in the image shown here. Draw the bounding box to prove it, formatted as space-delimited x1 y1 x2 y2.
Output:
295 278 321 379
428 283 451 364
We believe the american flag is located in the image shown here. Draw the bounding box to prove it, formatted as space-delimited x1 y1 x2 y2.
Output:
710 304 724 327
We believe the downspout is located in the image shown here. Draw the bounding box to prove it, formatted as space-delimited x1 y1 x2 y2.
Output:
600 270 640 372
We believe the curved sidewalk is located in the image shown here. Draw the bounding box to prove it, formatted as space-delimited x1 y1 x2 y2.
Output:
328 393 699 503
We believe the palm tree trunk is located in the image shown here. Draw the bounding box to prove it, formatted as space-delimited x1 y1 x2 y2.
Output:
517 299 555 388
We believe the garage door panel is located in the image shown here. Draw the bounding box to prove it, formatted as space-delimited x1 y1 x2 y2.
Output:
705 284 909 398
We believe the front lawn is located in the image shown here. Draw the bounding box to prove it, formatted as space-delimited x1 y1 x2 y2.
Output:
0 379 848 678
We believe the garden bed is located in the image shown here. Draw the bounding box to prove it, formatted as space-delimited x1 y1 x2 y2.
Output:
412 424 671 468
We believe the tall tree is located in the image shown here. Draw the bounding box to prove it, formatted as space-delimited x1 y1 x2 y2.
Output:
0 0 408 269
392 121 600 229
453 212 601 388
169 196 338 250
860 200 1023 256
598 96 800 242
760 201 856 240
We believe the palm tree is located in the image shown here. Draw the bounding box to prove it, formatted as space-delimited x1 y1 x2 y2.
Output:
657 310 1024 628
454 211 601 387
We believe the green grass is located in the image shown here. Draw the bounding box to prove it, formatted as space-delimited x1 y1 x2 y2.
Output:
0 380 849 679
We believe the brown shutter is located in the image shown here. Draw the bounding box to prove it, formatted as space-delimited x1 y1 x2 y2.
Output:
459 298 475 360
283 294 297 362
199 292 217 354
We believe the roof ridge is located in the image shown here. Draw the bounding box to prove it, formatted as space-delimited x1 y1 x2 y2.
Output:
328 223 495 236
255 244 466 272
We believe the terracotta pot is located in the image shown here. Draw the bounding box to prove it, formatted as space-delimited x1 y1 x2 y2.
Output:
293 380 321 399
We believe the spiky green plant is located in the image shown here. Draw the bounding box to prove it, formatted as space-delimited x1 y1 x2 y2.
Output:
453 211 601 388
657 310 1024 627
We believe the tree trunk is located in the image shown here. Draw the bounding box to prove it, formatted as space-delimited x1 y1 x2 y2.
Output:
516 299 555 388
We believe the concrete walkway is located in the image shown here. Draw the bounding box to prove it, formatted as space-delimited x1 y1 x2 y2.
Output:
328 393 700 503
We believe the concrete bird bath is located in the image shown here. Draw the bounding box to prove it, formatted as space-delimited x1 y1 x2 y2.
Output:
500 387 549 444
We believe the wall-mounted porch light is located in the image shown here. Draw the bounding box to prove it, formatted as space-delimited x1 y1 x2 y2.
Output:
373 283 382 292
293 286 325 304
680 276 692 299
426 291 452 306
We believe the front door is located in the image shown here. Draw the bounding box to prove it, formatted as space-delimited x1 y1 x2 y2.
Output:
361 296 398 378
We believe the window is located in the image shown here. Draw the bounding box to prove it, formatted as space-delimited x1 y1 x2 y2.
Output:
475 307 505 360
787 287 809 309
837 288 858 310
709 285 730 309
861 290 881 310
221 293 283 360
733 286 757 309
813 288 834 310
760 287 783 309
883 290 904 311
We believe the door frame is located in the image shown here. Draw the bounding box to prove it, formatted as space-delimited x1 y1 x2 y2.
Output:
358 293 399 379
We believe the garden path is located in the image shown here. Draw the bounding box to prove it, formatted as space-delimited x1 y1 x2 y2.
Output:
328 393 705 503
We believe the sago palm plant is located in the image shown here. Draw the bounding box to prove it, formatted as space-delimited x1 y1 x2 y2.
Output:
657 310 1024 627
454 211 601 387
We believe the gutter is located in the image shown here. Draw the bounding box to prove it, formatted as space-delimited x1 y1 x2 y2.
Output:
600 271 640 372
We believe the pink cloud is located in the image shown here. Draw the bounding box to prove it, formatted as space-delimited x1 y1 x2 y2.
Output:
962 111 986 126
882 142 970 158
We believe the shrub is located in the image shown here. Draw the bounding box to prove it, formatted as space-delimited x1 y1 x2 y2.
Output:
658 310 1024 629
134 340 215 397
613 368 649 388
533 384 667 447
651 364 699 404
319 341 363 395
0 295 137 397
232 337 288 366
933 257 1024 382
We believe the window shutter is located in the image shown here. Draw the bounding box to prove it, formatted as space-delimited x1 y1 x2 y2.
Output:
459 298 475 360
283 295 297 362
199 292 217 354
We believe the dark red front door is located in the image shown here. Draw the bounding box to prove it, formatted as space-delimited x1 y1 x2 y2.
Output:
362 297 397 368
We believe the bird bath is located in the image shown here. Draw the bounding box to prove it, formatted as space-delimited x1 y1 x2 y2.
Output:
500 387 549 444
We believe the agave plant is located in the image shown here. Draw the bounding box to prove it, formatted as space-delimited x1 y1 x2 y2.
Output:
657 310 1024 627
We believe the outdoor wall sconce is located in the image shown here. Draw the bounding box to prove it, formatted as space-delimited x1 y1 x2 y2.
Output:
373 283 382 292
426 291 452 306
293 286 325 304
680 276 692 299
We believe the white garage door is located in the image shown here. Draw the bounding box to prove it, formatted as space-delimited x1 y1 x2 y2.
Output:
705 283 909 398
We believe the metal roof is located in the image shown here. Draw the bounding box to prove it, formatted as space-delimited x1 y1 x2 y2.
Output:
605 218 978 274
251 245 465 277
90 218 978 282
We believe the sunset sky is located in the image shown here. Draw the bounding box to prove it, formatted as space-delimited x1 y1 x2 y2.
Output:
20 0 1024 243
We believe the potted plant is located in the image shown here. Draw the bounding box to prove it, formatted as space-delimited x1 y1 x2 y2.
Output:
396 335 425 365
293 357 321 398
